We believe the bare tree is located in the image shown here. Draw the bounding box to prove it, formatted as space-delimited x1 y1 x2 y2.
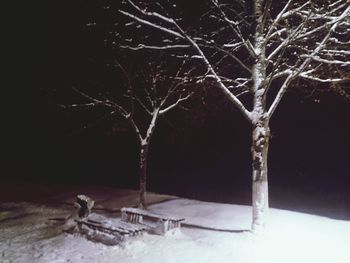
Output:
113 0 350 231
65 57 193 208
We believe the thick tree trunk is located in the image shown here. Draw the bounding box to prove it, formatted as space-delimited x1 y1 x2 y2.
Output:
250 0 269 232
251 119 270 232
139 143 149 209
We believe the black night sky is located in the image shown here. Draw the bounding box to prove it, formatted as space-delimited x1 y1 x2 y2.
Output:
7 1 350 208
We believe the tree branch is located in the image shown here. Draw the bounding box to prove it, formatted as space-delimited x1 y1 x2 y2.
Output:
159 93 193 115
120 44 191 50
210 0 256 57
268 5 350 118
299 73 343 83
119 10 184 39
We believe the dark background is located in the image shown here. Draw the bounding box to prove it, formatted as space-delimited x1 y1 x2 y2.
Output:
6 1 350 210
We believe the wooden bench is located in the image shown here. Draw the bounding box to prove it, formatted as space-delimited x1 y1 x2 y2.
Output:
76 218 149 237
121 207 185 235
64 195 151 244
72 212 149 245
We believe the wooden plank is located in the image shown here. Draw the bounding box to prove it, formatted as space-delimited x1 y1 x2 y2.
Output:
121 207 184 222
76 219 149 236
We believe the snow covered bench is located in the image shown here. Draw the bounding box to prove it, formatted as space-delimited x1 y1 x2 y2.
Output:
121 207 185 235
72 213 149 244
66 195 149 243
76 217 149 237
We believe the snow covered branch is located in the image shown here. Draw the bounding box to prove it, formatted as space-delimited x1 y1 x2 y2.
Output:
300 55 350 66
120 44 191 51
117 0 254 122
210 0 256 57
118 10 184 39
265 0 294 40
268 3 350 118
116 0 349 125
159 93 193 115
299 73 343 83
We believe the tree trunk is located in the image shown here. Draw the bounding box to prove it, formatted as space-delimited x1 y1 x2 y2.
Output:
250 0 269 232
139 143 149 209
251 119 270 232
137 108 160 209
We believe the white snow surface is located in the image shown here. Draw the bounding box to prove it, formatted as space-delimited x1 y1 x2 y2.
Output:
1 188 350 263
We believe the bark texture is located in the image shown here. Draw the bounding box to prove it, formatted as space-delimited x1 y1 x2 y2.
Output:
251 120 270 231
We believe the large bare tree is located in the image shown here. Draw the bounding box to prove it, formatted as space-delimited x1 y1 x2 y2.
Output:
113 0 350 231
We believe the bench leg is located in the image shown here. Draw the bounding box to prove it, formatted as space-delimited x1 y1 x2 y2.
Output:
162 220 169 234
121 211 128 221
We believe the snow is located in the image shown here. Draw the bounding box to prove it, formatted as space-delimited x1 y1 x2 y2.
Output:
1 187 350 263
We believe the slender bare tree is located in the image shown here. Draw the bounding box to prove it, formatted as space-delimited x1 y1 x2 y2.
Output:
64 57 193 208
113 0 350 231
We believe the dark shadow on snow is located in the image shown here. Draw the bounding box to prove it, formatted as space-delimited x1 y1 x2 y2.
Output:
0 213 37 223
182 223 249 233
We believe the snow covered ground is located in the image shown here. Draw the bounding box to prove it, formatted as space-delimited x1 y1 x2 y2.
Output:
1 186 350 263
